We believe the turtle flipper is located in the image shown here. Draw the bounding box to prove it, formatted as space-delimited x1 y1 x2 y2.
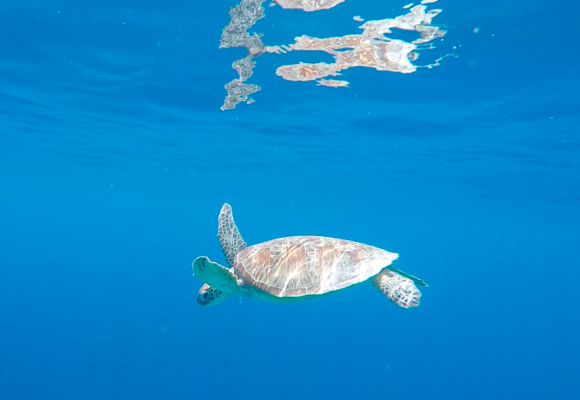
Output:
388 267 428 287
197 283 232 307
372 269 422 308
217 203 247 268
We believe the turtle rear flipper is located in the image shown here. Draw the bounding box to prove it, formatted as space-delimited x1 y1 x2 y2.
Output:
217 203 247 267
373 269 422 308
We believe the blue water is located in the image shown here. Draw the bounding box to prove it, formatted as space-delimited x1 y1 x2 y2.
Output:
1 0 579 399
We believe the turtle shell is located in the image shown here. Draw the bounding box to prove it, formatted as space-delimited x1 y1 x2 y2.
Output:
233 236 398 297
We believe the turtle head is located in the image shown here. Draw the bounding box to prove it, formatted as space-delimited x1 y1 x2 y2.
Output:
197 283 230 307
192 256 238 306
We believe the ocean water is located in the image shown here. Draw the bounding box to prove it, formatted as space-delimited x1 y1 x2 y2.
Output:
1 0 579 399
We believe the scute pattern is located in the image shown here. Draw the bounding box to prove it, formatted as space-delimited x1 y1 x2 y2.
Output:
218 203 247 268
234 236 399 297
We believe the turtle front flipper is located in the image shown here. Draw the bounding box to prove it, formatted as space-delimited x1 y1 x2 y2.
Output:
217 203 247 267
372 269 423 308
197 283 232 307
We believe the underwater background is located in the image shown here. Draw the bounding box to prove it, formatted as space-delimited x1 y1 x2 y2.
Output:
1 0 579 399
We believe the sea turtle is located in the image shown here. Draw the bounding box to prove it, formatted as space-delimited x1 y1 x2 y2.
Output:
192 203 428 308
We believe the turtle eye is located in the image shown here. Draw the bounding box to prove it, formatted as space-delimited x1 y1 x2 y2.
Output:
197 292 210 305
